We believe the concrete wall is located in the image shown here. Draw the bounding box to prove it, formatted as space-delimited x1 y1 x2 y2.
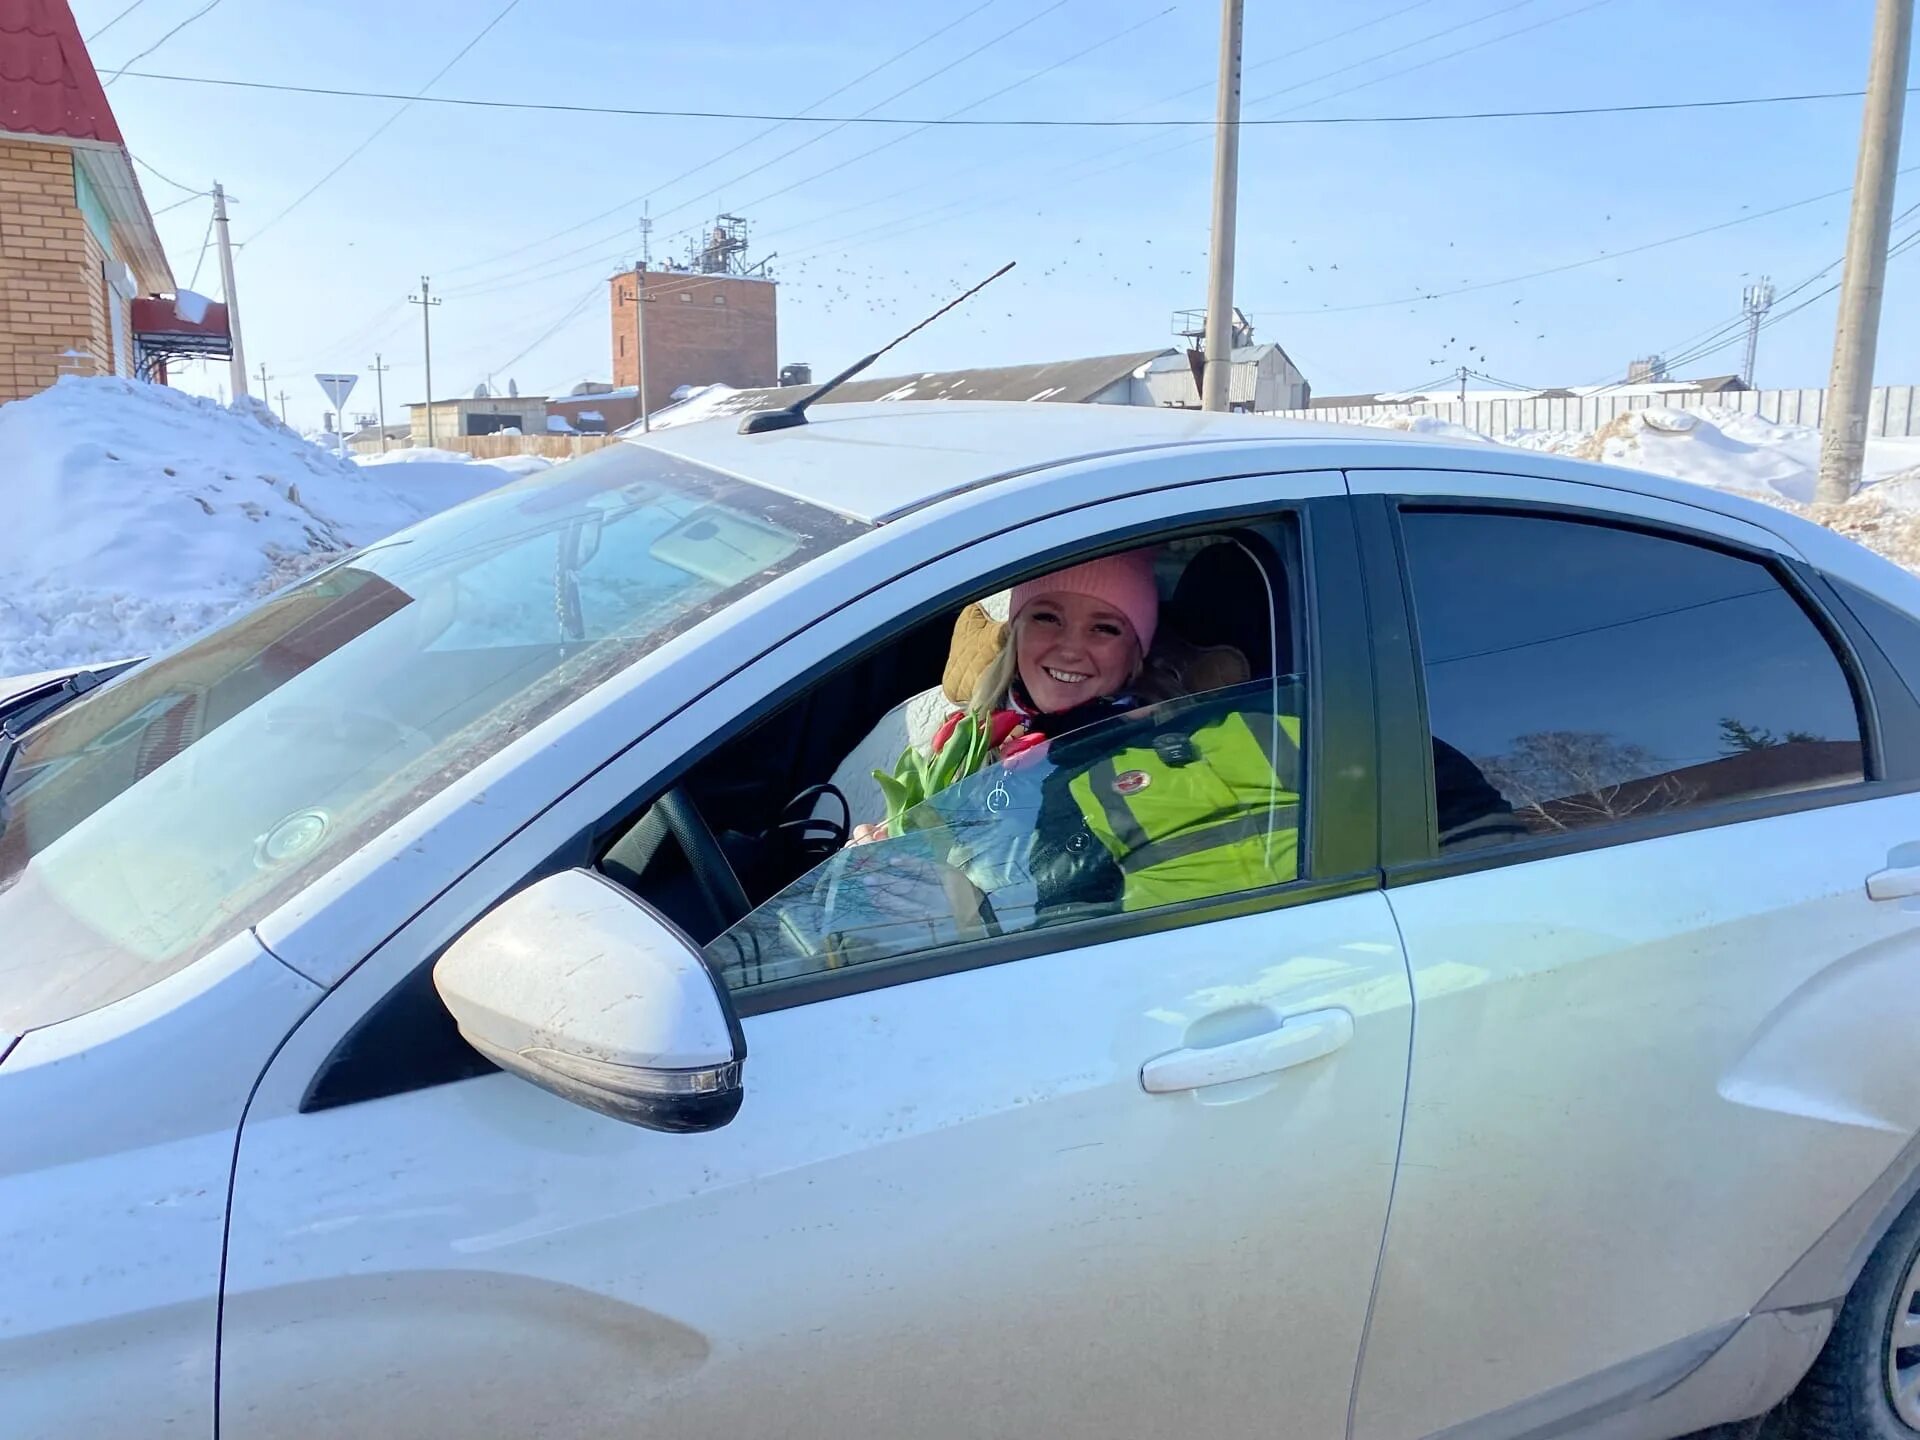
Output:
610 269 777 403
0 141 117 401
1273 385 1920 439
407 397 550 446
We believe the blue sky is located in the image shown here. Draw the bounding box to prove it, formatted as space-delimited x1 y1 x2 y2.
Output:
76 0 1916 429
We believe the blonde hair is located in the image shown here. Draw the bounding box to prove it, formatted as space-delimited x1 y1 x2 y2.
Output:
968 613 1172 724
968 632 1021 719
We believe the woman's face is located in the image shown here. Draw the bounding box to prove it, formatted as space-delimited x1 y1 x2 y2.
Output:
1014 591 1141 714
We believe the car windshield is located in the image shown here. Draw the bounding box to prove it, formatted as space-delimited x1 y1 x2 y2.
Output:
0 443 865 1036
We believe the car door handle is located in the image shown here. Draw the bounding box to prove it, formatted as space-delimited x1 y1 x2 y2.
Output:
1867 865 1920 901
1140 1007 1354 1094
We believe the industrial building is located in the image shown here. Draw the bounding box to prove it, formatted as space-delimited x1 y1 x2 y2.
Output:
609 215 777 406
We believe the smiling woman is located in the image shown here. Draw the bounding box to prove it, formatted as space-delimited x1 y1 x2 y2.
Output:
0 445 865 1036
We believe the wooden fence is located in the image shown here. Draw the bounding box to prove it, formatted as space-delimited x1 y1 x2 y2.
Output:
352 434 620 460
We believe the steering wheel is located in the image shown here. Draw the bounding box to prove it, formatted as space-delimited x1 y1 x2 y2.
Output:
655 787 752 933
774 783 850 861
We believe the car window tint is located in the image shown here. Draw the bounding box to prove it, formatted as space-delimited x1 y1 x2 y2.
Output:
1400 511 1863 849
1833 579 1920 711
707 679 1304 991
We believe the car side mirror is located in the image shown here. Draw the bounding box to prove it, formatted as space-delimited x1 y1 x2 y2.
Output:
433 870 745 1132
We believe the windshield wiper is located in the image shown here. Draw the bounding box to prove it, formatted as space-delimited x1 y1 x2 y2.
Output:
0 661 140 794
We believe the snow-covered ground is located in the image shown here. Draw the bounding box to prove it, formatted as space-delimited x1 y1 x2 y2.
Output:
1362 405 1920 570
0 378 522 674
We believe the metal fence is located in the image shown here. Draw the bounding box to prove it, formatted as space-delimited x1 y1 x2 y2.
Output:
1266 384 1920 439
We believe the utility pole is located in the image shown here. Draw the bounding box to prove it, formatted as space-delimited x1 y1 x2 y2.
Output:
630 211 654 432
409 277 441 447
1200 0 1245 413
1458 366 1468 408
255 360 270 402
1740 277 1776 388
1817 0 1914 504
369 353 391 453
274 389 288 423
212 182 249 400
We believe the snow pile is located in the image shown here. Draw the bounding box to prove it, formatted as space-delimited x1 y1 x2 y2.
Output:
356 444 555 483
1354 412 1492 445
1368 403 1920 574
0 378 506 673
643 383 742 431
1497 405 1920 505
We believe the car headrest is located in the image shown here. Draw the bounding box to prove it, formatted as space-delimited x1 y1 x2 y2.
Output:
1163 535 1288 679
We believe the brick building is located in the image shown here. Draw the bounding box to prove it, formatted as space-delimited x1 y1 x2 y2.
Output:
609 266 777 405
0 0 176 402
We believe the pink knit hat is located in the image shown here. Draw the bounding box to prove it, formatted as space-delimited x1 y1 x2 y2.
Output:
1010 549 1158 652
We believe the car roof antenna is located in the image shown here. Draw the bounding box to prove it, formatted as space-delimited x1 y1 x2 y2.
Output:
740 261 1015 435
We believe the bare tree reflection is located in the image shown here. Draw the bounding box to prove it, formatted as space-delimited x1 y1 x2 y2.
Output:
1478 730 1698 833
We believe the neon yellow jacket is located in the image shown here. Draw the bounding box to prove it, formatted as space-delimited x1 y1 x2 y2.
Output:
1062 707 1301 912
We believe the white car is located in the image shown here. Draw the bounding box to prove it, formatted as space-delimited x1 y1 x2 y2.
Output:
7 402 1920 1440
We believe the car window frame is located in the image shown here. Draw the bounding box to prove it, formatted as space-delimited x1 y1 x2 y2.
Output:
297 475 1380 1111
620 495 1374 1017
1355 488 1917 885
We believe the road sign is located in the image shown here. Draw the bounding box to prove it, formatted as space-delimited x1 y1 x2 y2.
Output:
315 372 358 410
315 374 359 457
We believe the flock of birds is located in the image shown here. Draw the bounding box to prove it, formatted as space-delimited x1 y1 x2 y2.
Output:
771 224 1573 378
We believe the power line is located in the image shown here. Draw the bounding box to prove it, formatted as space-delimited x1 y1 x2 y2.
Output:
582 0 1085 266
440 0 1099 299
752 0 1625 280
1191 0 1451 95
129 151 204 195
106 69 1898 129
778 0 1447 249
242 0 523 245
1060 0 1625 220
1579 200 1920 391
481 279 606 381
1635 209 1920 382
1253 166 1920 315
149 190 205 215
1246 0 1551 111
87 0 152 42
444 0 1616 306
438 0 1007 281
1466 367 1542 391
1254 0 1617 118
662 3 1177 252
102 0 226 85
188 204 215 290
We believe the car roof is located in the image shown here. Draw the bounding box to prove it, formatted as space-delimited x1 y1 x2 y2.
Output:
623 400 1477 523
617 401 1920 613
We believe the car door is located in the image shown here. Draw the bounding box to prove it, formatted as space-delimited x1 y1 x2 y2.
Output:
1345 472 1920 1440
0 931 317 1440
219 474 1414 1440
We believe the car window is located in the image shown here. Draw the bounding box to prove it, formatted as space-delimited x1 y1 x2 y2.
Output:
1400 510 1864 850
706 678 1305 991
1832 578 1920 712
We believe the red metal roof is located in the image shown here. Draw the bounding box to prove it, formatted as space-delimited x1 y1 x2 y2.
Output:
131 295 229 341
0 0 123 145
